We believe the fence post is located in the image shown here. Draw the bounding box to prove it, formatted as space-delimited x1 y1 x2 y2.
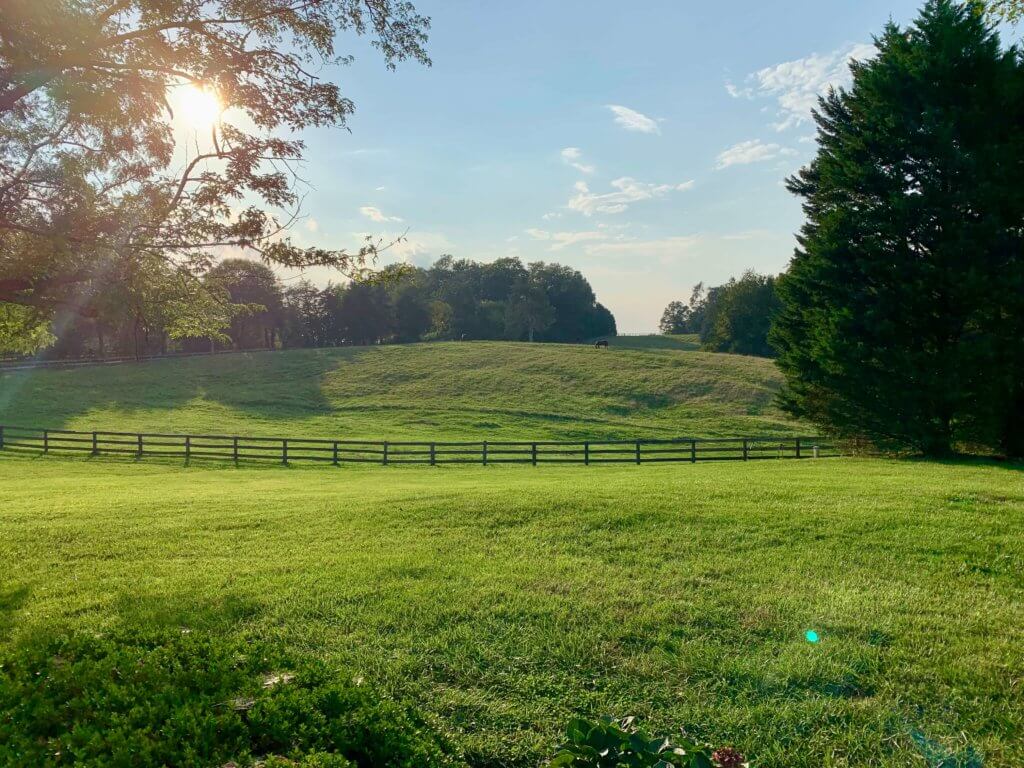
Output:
383 441 389 466
691 440 697 463
635 440 641 465
795 437 801 459
43 429 49 453
332 441 339 466
482 440 488 466
184 435 190 462
233 436 239 464
137 433 143 458
531 443 538 466
0 425 4 450
91 431 98 456
742 439 748 461
282 439 288 465
430 442 436 466
584 441 590 466
813 444 820 459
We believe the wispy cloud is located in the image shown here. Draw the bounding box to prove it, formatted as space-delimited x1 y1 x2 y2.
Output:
726 42 876 131
560 147 596 174
525 228 610 251
607 105 661 134
359 205 403 223
568 177 694 216
583 235 703 262
715 139 796 169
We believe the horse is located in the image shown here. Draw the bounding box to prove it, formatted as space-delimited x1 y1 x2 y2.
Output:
594 339 609 349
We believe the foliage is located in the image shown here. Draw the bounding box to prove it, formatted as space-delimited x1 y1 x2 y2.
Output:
0 303 54 355
0 0 429 327
549 717 735 768
983 0 1024 23
659 301 690 335
0 629 464 768
700 272 780 358
33 256 618 356
771 0 1024 457
659 273 779 358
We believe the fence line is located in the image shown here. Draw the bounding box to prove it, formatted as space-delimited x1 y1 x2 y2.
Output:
0 425 839 467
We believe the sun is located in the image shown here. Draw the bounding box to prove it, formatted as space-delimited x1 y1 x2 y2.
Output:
176 84 222 129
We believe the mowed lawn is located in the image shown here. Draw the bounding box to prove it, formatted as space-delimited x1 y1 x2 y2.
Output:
0 341 800 440
2 454 1021 767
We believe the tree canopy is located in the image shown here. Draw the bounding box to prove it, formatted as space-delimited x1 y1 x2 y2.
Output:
0 0 430 334
772 0 1024 457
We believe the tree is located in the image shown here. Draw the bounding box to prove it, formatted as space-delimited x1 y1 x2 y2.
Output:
393 285 432 342
983 0 1024 23
504 280 555 342
0 0 429 320
659 301 689 334
771 0 1024 457
335 281 392 345
701 271 780 357
205 258 283 349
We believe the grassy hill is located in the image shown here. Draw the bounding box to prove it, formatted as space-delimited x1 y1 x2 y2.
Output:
0 339 801 440
2 454 1021 767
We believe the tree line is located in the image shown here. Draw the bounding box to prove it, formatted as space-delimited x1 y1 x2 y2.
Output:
660 1 1024 459
659 271 780 358
38 256 616 358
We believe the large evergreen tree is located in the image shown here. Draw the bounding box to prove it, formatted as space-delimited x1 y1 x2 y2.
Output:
772 0 1024 456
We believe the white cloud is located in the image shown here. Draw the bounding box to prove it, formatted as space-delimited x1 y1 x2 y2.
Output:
583 235 703 263
359 205 403 223
560 147 596 174
729 42 876 131
541 211 562 221
374 185 387 191
607 105 661 134
525 228 610 251
567 177 694 216
715 139 796 169
304 217 319 232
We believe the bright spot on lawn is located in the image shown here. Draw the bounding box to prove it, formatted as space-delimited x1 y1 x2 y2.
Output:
805 630 820 643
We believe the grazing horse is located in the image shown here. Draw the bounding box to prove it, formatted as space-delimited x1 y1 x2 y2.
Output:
594 339 609 349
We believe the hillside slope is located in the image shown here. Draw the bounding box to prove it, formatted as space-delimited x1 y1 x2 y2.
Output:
0 340 802 440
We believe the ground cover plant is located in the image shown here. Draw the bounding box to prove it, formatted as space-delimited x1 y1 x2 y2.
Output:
0 629 464 768
1 454 1021 767
0 341 798 440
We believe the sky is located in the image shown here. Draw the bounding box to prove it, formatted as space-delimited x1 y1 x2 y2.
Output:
255 0 929 332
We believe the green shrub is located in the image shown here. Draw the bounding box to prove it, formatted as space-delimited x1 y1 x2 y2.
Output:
549 717 746 768
0 629 465 768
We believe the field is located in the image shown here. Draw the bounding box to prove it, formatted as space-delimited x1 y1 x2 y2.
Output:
0 340 797 441
1 455 1021 767
2 341 1022 767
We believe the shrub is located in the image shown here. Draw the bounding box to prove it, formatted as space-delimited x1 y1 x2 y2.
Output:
0 629 465 768
549 717 746 768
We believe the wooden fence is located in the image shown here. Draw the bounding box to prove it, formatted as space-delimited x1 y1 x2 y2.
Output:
0 425 839 466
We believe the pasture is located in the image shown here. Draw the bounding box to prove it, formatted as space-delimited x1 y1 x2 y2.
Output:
1 342 1021 766
1 455 1022 766
0 341 796 441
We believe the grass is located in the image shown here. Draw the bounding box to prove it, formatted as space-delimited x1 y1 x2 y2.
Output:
1 453 1022 767
0 340 798 441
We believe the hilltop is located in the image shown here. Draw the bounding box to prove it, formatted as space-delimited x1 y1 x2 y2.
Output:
0 339 800 440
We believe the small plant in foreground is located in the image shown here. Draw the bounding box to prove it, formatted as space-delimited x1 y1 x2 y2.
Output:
0 629 465 768
549 716 747 768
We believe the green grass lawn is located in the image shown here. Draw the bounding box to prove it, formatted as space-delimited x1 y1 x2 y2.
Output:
2 454 1021 767
0 340 799 440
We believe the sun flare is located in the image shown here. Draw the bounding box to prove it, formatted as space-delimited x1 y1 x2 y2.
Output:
176 84 222 130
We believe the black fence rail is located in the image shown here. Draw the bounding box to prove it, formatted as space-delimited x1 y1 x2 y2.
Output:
0 425 840 466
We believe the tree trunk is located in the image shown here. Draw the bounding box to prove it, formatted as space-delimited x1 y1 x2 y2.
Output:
1000 383 1024 459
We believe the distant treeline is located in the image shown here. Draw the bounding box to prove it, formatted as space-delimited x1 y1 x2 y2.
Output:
44 256 616 358
659 271 779 358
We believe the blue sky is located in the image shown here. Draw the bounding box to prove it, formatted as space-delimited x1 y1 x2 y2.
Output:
279 0 926 332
